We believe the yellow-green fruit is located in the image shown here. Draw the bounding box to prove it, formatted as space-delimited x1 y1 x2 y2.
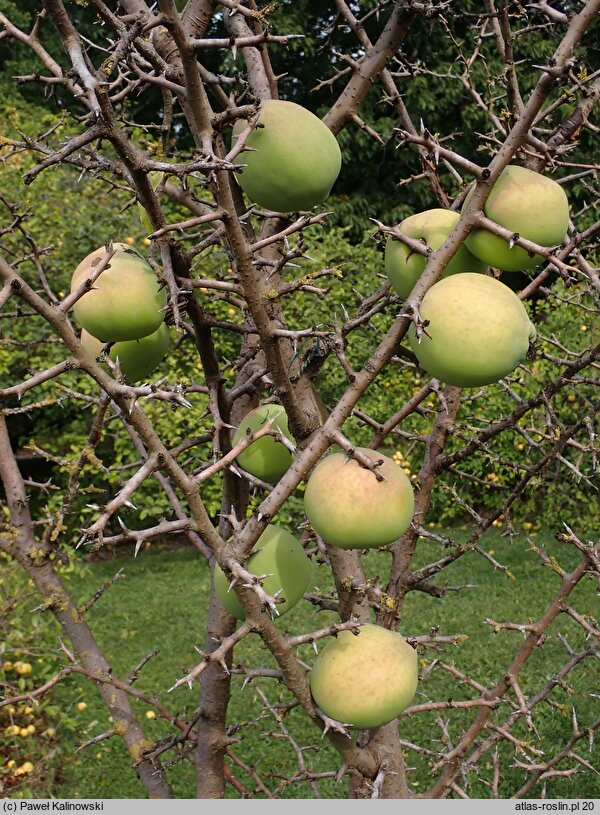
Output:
233 405 294 483
304 448 414 549
385 209 487 299
233 100 342 212
214 525 313 620
408 273 536 387
71 243 167 341
80 323 170 383
463 165 569 271
309 624 418 729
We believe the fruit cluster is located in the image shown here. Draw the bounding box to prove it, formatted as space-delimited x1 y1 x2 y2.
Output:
67 108 571 734
70 242 170 383
226 402 419 728
222 140 570 731
386 165 569 388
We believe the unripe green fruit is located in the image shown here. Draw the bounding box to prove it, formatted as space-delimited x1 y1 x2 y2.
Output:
304 448 414 549
309 624 418 729
233 405 294 484
213 525 313 620
385 209 487 299
408 273 536 387
80 323 170 383
71 243 167 342
463 165 570 271
233 100 342 212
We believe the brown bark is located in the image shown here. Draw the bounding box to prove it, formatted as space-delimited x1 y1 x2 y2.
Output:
324 2 415 134
194 590 238 798
381 386 463 626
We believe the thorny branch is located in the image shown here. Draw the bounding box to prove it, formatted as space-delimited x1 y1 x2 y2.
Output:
0 0 599 801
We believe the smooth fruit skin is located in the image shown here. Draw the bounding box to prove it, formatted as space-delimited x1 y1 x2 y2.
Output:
213 525 313 620
80 323 170 383
233 404 294 483
309 624 418 729
71 243 167 341
233 100 342 212
304 448 414 549
463 165 569 271
408 273 537 387
385 209 487 299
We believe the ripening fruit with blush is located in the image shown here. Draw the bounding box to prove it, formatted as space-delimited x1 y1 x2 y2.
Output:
309 624 418 729
385 208 487 299
408 273 536 388
80 323 170 383
71 243 167 342
303 448 414 549
213 525 313 620
233 100 342 212
463 165 569 271
233 404 294 483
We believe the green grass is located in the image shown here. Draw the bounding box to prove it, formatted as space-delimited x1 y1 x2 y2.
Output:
44 529 598 799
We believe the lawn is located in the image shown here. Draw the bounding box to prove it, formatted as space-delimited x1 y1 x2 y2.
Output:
39 528 598 799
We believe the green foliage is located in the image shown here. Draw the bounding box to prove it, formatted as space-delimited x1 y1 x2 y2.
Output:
268 226 597 530
0 143 594 551
2 180 593 547
2 1 599 244
426 276 597 529
40 531 600 799
258 1 600 238
0 553 85 796
0 115 240 544
0 2 598 798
